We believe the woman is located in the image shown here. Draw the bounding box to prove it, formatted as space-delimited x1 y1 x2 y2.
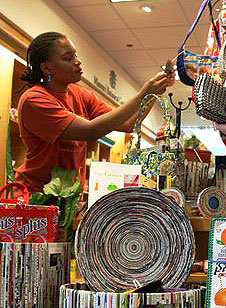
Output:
15 32 175 192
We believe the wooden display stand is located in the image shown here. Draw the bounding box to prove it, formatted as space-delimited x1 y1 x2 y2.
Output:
187 216 211 283
0 13 30 187
10 59 27 169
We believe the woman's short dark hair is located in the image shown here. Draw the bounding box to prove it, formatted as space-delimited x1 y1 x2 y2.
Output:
21 32 65 85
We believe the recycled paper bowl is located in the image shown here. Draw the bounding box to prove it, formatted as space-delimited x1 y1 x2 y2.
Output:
75 187 195 292
59 283 206 307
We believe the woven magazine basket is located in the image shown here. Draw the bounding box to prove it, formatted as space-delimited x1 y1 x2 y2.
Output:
194 73 226 124
194 40 226 124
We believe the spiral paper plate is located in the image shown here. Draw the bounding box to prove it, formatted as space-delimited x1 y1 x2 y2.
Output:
75 187 195 292
197 186 226 218
161 187 186 208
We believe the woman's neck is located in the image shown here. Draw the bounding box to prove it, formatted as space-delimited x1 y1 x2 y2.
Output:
45 81 68 93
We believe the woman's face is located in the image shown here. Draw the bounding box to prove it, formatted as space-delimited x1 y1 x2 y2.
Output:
44 37 83 89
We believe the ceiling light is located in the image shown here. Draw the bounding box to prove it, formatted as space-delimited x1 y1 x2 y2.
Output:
140 6 152 13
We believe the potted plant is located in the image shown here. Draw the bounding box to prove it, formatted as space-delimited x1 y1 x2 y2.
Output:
30 166 82 255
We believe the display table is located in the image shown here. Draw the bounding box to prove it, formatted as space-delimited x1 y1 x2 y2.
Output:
59 283 206 308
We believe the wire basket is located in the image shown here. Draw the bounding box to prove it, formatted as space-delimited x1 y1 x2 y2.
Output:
194 73 226 124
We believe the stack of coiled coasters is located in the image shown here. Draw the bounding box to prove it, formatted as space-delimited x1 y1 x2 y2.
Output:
197 186 226 218
75 187 195 293
161 187 186 209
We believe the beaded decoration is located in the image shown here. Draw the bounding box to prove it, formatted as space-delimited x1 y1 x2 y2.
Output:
219 40 226 81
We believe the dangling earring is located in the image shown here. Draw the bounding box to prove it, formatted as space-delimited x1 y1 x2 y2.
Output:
48 75 52 82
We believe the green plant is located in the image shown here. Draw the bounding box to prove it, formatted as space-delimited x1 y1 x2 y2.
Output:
43 166 82 228
29 166 82 254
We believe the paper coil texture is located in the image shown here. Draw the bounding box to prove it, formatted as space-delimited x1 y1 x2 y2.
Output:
75 187 195 292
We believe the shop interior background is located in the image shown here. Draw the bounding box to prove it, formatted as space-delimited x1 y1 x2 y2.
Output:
55 0 225 154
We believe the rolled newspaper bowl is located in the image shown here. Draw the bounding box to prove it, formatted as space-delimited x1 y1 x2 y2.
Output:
75 187 195 292
59 283 206 307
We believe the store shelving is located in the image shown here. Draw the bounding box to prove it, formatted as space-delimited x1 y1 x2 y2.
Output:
190 217 211 232
187 272 207 283
10 59 27 169
187 217 211 283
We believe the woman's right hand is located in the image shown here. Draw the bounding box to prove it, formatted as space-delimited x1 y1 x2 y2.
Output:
139 71 175 98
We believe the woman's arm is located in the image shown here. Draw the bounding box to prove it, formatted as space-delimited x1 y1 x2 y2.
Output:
61 72 173 141
115 71 175 133
115 99 155 133
61 92 142 141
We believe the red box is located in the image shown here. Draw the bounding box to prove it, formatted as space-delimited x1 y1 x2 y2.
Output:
0 182 58 243
185 149 211 164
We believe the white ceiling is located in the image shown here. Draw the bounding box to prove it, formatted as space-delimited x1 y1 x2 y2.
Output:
55 0 222 130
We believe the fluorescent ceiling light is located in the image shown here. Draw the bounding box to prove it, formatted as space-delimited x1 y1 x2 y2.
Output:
141 6 152 13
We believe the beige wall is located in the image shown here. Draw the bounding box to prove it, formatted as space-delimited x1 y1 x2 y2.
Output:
0 0 163 135
0 0 137 102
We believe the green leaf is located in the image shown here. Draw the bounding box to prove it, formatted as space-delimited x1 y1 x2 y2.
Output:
59 215 65 227
29 192 53 205
66 175 82 198
62 198 73 228
43 166 79 198
58 198 65 226
63 195 80 229
43 166 82 229
66 226 76 258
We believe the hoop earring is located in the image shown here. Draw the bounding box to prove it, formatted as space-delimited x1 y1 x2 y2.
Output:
48 75 52 82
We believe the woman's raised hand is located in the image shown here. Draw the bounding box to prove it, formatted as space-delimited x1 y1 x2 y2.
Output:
139 70 175 98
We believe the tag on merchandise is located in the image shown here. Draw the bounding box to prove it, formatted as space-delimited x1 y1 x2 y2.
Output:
164 60 174 74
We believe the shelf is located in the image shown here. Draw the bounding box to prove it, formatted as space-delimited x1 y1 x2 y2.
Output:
187 272 207 283
190 217 211 231
97 136 115 148
10 118 19 134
